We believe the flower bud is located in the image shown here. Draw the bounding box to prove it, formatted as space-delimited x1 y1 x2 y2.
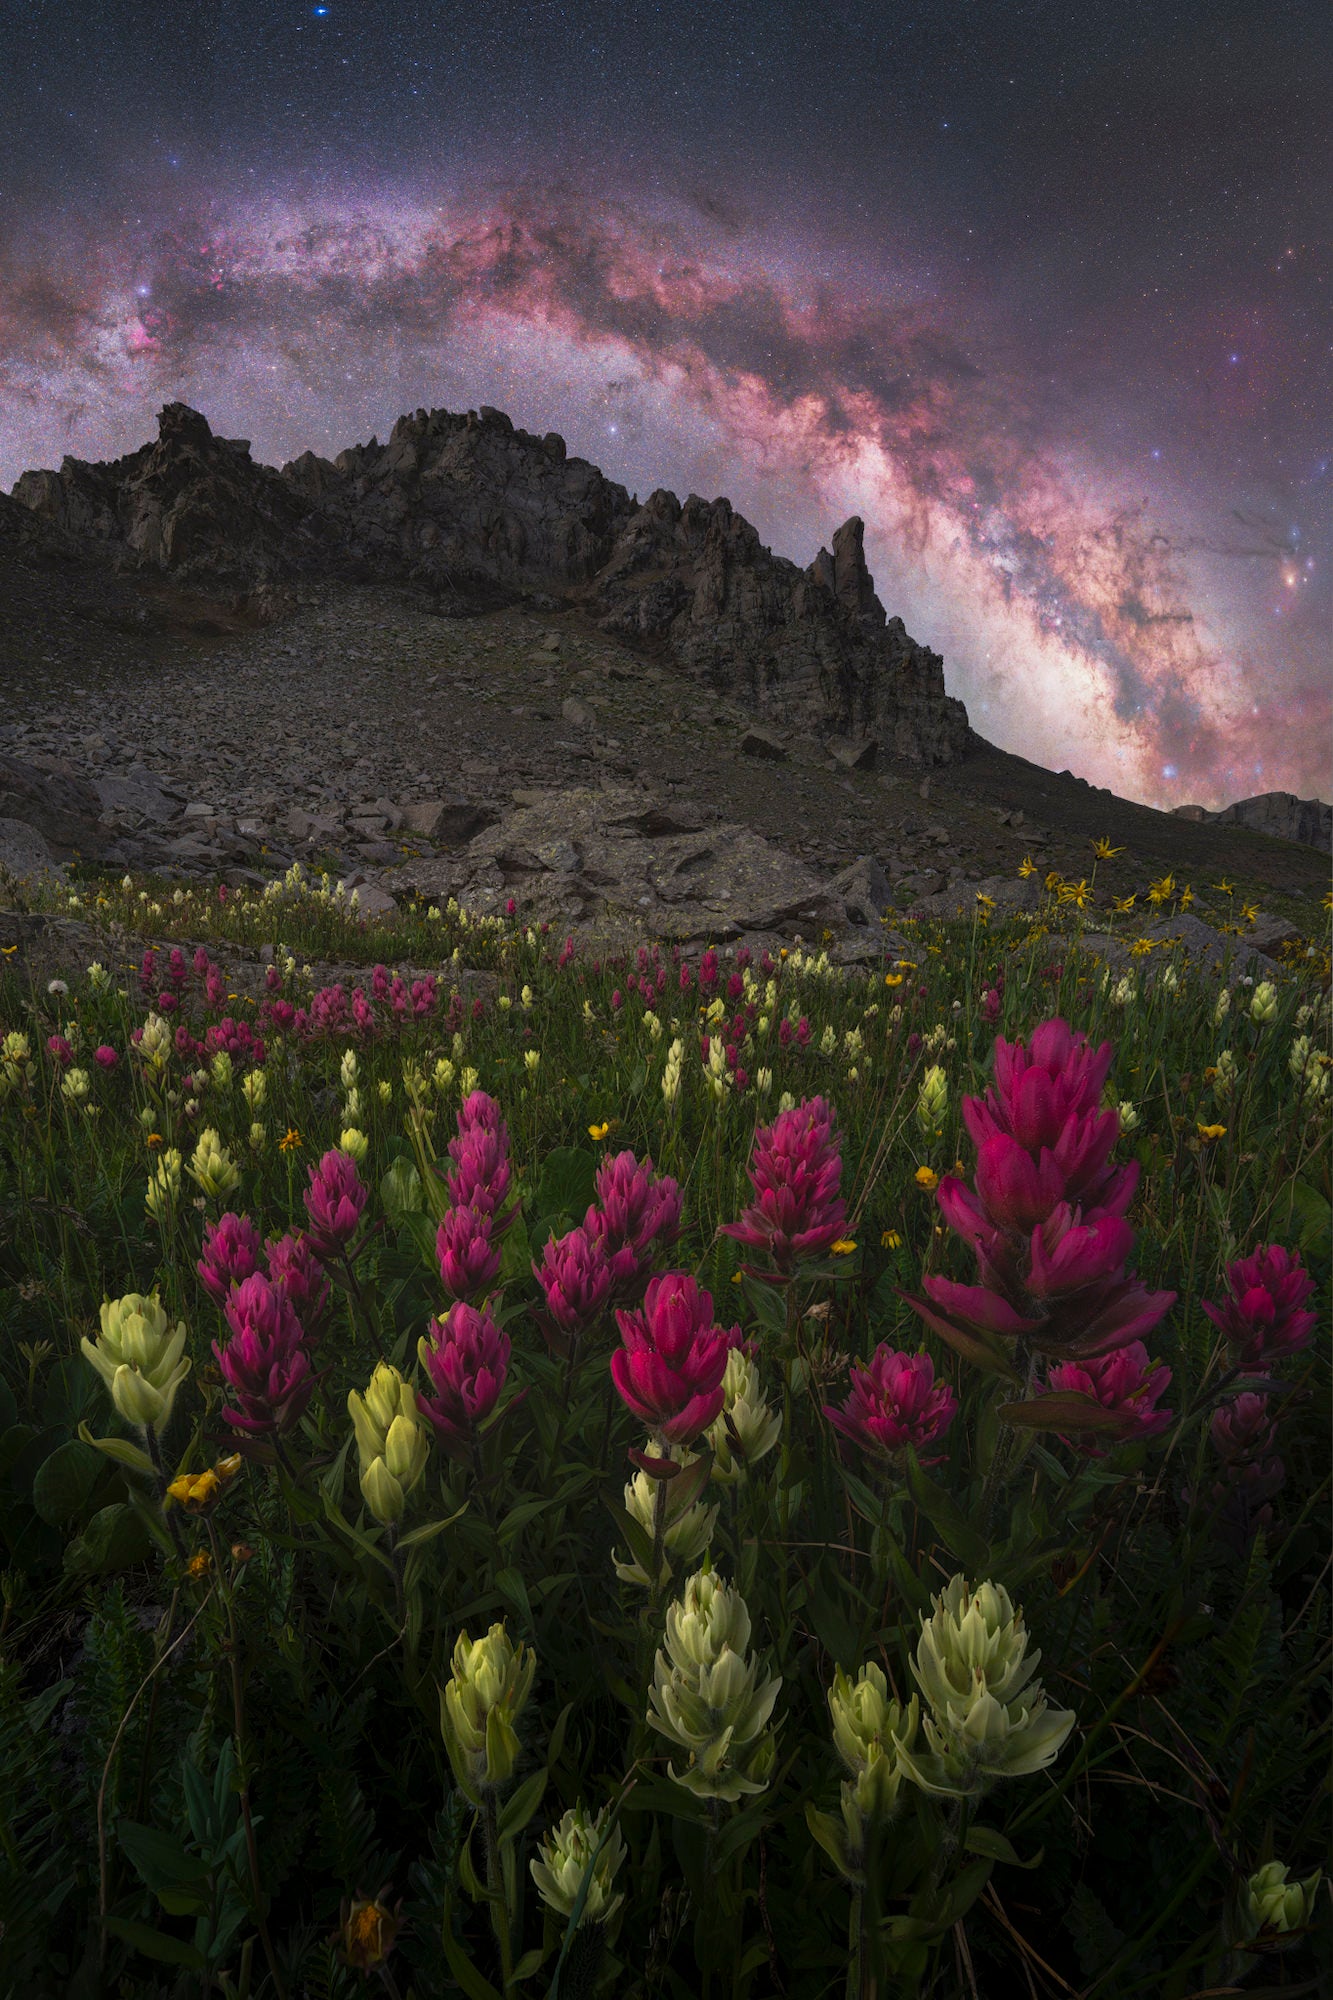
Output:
339 1125 369 1163
81 1292 191 1433
916 1064 949 1137
895 1575 1076 1798
144 1148 183 1225
1250 980 1278 1024
530 1804 627 1928
705 1349 781 1484
615 1441 717 1588
441 1621 537 1793
1240 1860 1322 1940
188 1128 242 1201
348 1363 429 1524
648 1566 782 1803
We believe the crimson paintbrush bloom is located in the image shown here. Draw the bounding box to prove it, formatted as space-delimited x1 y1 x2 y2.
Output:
824 1347 957 1463
197 1211 263 1305
418 1300 513 1460
584 1149 682 1292
610 1273 732 1446
437 1204 503 1303
534 1222 613 1337
302 1149 368 1261
721 1096 846 1275
214 1272 317 1436
1043 1342 1173 1454
1201 1243 1317 1371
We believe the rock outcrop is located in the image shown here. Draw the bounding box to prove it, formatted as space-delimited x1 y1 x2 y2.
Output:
1172 792 1331 853
12 402 334 586
12 402 969 764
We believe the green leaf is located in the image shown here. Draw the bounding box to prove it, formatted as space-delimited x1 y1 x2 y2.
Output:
395 1502 468 1551
1286 1177 1331 1260
31 1437 103 1524
497 1207 533 1289
600 1495 657 1579
534 1147 598 1231
399 1210 440 1273
497 1766 546 1841
442 1928 504 2000
945 1856 993 1923
513 1946 547 1980
903 1452 988 1571
76 1421 154 1477
964 1826 1043 1869
104 1917 206 1970
62 1502 151 1578
116 1819 212 1896
495 1565 533 1626
381 1155 424 1224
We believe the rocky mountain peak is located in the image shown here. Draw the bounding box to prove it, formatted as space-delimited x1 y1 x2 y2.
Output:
11 399 971 764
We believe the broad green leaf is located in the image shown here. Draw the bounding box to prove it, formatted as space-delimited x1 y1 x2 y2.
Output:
903 1452 989 1571
116 1819 212 1895
380 1155 424 1223
497 1766 546 1840
396 1502 467 1551
534 1147 598 1230
999 1394 1132 1434
442 1928 503 2000
76 1422 154 1477
63 1502 151 1578
104 1917 206 1970
964 1826 1044 1869
32 1438 103 1524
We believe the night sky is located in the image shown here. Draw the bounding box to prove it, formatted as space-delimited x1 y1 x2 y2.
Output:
2 1 1329 809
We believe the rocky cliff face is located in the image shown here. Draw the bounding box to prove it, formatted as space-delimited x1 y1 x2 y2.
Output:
12 400 970 764
1173 791 1332 853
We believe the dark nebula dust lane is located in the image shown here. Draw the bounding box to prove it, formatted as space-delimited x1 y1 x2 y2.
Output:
1 3 1328 810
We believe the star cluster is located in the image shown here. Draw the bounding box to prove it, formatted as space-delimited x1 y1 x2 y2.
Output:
0 2 1327 807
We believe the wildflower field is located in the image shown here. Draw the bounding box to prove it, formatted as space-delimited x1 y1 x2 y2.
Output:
0 865 1329 1998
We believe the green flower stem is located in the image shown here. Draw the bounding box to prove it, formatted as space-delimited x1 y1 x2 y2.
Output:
144 1424 188 1559
385 1519 406 1627
205 1521 289 2000
481 1788 515 1988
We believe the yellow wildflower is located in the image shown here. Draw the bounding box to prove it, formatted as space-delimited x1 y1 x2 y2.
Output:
914 1166 939 1192
975 893 996 913
1058 879 1093 909
1178 885 1194 910
830 1239 857 1255
1147 873 1175 906
1129 938 1156 957
881 1230 902 1249
588 1121 611 1141
279 1127 303 1153
1214 879 1234 897
1111 894 1137 914
146 1132 163 1148
1091 837 1124 860
1240 902 1260 926
167 1469 223 1514
187 1550 212 1581
1018 856 1036 878
1044 871 1064 893
884 972 904 987
1196 1123 1226 1143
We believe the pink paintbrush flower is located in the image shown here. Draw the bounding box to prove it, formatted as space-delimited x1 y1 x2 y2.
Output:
534 1222 613 1339
197 1211 263 1306
214 1272 317 1437
824 1348 957 1463
437 1203 502 1303
610 1273 732 1446
1201 1243 1317 1371
721 1096 846 1276
302 1149 368 1261
417 1300 514 1460
265 1230 332 1341
1043 1341 1173 1454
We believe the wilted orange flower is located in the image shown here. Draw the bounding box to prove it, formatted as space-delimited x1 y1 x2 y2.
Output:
187 1551 212 1580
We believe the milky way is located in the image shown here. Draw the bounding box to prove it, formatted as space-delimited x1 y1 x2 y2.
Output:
1 170 1327 809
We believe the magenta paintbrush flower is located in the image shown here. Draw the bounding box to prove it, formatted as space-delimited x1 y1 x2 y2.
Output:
585 1150 682 1292
534 1222 613 1337
265 1230 332 1341
721 1095 846 1276
418 1300 514 1460
824 1348 957 1464
214 1272 317 1436
1200 1390 1287 1548
1044 1341 1173 1454
302 1149 368 1261
437 1203 503 1303
446 1127 516 1232
197 1211 263 1305
1200 1243 1318 1371
610 1273 732 1446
